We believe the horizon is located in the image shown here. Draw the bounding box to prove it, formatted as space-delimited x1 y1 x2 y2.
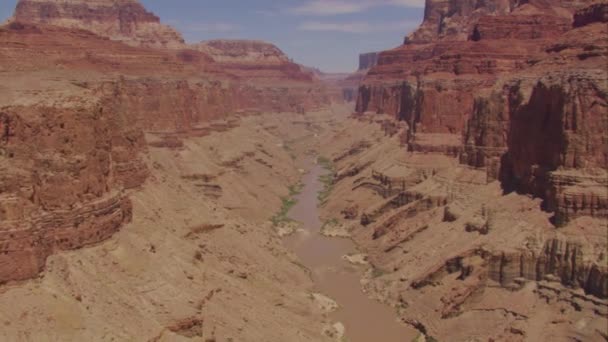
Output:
0 0 424 73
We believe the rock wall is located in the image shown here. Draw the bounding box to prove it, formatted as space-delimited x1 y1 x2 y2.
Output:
98 78 330 133
574 2 608 26
411 235 608 299
0 76 331 284
357 0 608 223
12 0 185 48
0 103 146 283
462 7 608 224
489 236 608 298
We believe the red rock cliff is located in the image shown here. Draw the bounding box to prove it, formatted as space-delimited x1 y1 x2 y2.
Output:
12 0 185 48
0 101 147 283
356 0 607 224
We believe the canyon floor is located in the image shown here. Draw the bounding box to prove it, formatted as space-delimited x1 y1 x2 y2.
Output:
0 105 351 342
1 102 605 342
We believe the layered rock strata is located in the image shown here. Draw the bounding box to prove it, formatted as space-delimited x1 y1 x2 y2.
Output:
319 112 608 341
0 103 146 283
357 0 608 224
12 0 185 48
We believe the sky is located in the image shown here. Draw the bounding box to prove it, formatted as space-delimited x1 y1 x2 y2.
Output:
0 0 425 73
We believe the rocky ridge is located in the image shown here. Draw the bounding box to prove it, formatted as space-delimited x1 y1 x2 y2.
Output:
12 0 185 48
316 0 608 340
194 39 290 64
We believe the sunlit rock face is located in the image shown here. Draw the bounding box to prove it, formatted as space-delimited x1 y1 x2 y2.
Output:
12 0 185 48
356 0 607 224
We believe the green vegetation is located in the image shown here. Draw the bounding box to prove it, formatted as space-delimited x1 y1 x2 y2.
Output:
289 182 304 196
317 173 334 205
321 218 339 231
271 197 297 226
282 142 297 161
371 266 388 279
317 156 333 169
270 181 303 226
317 156 335 207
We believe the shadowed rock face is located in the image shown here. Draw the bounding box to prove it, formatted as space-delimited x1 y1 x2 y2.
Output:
574 2 608 26
12 0 185 48
357 0 608 224
359 52 379 71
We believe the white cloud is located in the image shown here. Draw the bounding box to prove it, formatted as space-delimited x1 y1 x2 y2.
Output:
298 20 419 33
288 0 425 16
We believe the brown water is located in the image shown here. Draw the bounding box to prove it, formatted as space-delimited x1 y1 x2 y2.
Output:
285 163 413 342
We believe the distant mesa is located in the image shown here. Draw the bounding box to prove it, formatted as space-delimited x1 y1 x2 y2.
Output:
11 0 185 48
193 40 290 64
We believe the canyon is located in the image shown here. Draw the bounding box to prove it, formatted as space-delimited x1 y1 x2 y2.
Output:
0 0 606 341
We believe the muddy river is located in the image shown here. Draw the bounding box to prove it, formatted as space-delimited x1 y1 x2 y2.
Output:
285 163 411 342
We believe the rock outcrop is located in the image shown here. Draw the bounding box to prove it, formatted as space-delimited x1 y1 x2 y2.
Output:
461 4 608 224
489 236 608 298
357 0 608 224
409 235 608 299
11 0 185 48
0 103 146 283
574 2 608 26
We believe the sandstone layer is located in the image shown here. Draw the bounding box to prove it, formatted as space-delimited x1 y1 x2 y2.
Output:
12 0 185 48
356 0 608 225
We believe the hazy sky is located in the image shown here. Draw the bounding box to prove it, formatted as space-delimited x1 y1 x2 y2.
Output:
0 0 424 72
